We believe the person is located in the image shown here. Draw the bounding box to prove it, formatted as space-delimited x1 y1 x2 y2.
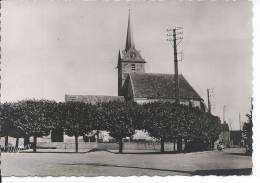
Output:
217 141 224 151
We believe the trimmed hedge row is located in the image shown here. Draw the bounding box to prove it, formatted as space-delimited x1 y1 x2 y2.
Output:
0 100 221 153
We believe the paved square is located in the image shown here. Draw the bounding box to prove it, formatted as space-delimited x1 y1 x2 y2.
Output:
1 148 252 176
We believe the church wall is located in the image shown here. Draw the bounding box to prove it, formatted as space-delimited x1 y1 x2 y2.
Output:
122 62 145 73
121 62 145 86
125 77 134 100
134 98 203 110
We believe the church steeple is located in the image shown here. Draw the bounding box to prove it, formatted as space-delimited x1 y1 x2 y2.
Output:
125 9 135 51
117 9 146 96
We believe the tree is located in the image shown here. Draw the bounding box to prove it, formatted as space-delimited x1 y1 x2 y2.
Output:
63 102 93 152
243 111 253 155
45 102 66 142
141 102 222 153
103 101 136 153
12 100 53 152
0 103 15 149
89 103 107 143
142 102 175 153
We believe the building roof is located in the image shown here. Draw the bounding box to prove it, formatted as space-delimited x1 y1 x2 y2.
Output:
127 73 202 100
65 94 125 104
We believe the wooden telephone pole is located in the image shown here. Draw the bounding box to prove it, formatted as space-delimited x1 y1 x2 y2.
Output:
207 89 211 114
166 27 183 104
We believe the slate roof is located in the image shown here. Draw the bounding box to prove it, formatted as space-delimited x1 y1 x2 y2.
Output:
65 95 125 104
127 73 202 100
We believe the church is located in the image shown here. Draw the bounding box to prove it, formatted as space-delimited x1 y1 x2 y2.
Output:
66 10 205 110
62 10 206 142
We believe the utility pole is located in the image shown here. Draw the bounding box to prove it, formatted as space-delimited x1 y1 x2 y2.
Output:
223 105 226 123
206 88 215 114
166 27 183 104
239 112 241 131
207 89 211 114
239 112 242 147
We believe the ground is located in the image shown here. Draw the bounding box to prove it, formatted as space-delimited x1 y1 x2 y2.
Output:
1 148 252 176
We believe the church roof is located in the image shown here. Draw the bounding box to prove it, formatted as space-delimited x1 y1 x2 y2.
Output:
127 73 203 100
65 94 125 104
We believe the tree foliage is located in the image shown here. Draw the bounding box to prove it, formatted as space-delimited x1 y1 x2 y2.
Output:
62 102 93 152
0 99 222 153
101 101 136 153
243 112 253 155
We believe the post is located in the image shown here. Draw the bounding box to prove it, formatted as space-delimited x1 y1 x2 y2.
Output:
33 136 37 152
173 29 180 104
166 27 183 104
75 135 79 153
177 136 182 152
95 130 99 148
119 137 123 153
15 138 19 148
160 136 165 153
173 138 176 151
223 105 226 123
24 136 30 147
5 136 8 148
207 88 211 114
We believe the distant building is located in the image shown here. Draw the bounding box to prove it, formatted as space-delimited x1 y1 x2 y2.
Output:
219 121 230 147
65 95 124 105
230 130 242 147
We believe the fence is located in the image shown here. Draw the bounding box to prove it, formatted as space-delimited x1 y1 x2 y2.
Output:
1 144 31 153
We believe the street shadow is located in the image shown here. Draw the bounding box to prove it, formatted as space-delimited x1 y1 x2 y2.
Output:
192 168 252 176
61 162 192 174
114 151 180 155
224 152 250 156
18 151 86 154
61 162 252 176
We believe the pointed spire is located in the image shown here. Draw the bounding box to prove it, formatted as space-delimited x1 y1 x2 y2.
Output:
117 49 121 69
118 49 121 60
125 8 135 51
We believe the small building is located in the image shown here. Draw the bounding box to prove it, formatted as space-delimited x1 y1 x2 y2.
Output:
230 130 242 147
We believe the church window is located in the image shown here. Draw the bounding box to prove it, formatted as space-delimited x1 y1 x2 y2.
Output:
131 64 136 71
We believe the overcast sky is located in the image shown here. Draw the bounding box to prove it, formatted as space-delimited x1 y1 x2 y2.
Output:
1 0 252 130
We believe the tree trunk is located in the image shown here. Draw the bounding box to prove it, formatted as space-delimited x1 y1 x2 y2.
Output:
75 135 79 153
95 130 99 148
4 136 9 152
24 136 30 147
33 136 37 152
184 138 187 153
51 128 64 142
160 137 165 153
177 136 182 152
173 138 176 152
15 138 19 148
118 137 123 153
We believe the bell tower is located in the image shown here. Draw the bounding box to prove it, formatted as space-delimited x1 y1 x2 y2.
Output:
117 9 146 96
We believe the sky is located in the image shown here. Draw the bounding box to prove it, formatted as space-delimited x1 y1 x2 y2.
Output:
1 0 253 130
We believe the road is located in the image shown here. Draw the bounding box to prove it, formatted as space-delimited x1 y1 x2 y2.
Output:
1 148 252 176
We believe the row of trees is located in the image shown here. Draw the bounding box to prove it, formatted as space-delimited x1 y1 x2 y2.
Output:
0 100 222 153
242 99 253 155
